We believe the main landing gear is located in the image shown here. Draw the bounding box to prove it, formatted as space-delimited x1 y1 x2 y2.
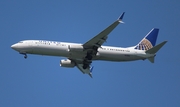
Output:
83 53 93 69
24 54 27 59
85 54 92 60
83 60 92 69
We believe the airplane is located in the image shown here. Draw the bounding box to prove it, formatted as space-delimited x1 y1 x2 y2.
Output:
11 12 167 78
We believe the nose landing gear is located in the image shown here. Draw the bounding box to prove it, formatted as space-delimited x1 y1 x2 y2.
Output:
24 54 27 59
20 53 27 59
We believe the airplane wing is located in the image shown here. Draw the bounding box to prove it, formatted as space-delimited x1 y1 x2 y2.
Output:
76 64 93 78
70 59 93 78
72 13 125 78
83 12 125 50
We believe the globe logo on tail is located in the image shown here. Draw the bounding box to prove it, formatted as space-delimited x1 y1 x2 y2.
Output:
135 38 153 50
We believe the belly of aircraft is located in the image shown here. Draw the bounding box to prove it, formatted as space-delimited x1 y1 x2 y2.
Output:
96 52 143 62
25 45 143 62
27 45 69 57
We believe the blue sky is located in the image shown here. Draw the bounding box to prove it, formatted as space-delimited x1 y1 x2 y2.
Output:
1 0 180 107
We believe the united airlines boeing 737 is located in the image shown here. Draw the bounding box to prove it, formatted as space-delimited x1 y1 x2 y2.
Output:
11 12 167 77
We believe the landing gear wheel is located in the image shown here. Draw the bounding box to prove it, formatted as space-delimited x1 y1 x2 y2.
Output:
87 55 92 60
85 54 92 60
20 53 27 59
24 55 27 59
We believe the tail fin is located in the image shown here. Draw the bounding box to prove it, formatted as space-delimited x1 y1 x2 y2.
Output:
134 28 159 50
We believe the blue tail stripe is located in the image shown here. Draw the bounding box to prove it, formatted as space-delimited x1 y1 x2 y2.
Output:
145 28 159 46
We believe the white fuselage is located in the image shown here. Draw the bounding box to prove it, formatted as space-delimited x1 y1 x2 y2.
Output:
11 40 154 62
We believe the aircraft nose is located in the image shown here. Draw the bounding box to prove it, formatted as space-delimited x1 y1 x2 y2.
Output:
11 44 18 50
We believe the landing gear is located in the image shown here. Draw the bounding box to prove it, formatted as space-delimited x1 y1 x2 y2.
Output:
83 53 93 69
20 53 27 59
83 60 92 69
24 54 27 59
85 54 92 60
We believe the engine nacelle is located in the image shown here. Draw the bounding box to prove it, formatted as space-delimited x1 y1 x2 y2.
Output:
60 59 75 68
69 45 84 52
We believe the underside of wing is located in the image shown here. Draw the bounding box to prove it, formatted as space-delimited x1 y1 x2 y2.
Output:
82 13 125 63
76 63 93 78
64 13 125 78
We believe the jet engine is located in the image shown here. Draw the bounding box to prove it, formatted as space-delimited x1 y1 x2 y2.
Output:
60 59 75 68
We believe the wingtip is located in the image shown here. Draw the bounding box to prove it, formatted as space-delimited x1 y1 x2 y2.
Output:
118 12 125 20
118 12 125 23
164 40 168 43
88 66 93 78
88 72 93 78
90 66 94 73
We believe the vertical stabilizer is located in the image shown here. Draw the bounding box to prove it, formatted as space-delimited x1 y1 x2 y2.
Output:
134 28 159 50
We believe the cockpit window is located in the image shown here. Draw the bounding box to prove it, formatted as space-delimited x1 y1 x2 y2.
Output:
18 41 23 43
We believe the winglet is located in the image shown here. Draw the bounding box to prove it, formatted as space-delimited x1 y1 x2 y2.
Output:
90 66 94 73
119 12 125 20
118 12 125 23
88 66 94 78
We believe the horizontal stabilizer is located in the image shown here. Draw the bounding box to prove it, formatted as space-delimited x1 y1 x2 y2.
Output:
146 41 167 54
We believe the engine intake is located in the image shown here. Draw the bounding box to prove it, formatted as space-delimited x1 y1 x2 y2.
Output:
60 59 75 68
